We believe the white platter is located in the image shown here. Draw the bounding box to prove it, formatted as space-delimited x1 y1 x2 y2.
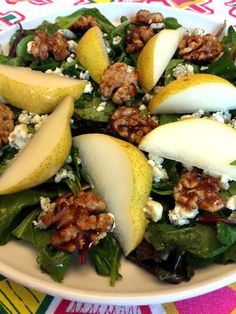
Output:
0 3 235 305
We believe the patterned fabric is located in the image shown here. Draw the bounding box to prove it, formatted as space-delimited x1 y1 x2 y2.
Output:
0 0 236 313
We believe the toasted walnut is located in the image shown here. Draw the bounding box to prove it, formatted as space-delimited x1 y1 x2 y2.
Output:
40 191 114 252
178 34 222 62
107 106 157 145
31 31 68 61
70 15 99 32
125 26 154 54
174 171 225 212
99 63 139 106
132 9 164 25
0 104 14 149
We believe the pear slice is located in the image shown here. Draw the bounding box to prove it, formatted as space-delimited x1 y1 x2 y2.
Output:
76 26 110 84
149 74 236 114
139 118 236 180
73 134 152 255
0 96 74 194
0 64 86 114
137 27 185 92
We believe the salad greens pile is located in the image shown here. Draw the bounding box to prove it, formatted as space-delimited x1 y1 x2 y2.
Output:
0 7 236 286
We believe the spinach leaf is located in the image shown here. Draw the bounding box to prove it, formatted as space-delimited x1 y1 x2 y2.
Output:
164 17 182 30
158 114 180 125
89 233 122 286
0 145 18 175
37 20 60 35
56 8 115 34
16 34 34 62
37 246 72 282
146 223 227 258
217 222 236 246
151 181 173 196
0 54 21 66
75 95 115 122
206 26 236 83
128 240 193 284
12 208 53 247
216 242 236 263
0 188 58 244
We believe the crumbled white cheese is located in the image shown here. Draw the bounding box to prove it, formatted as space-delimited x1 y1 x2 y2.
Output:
8 124 32 150
230 119 236 129
168 204 199 226
172 63 194 79
54 168 76 183
84 82 93 94
142 93 152 103
153 86 163 94
220 175 230 190
66 53 75 63
143 200 163 222
106 41 112 54
18 111 47 131
139 104 147 111
192 28 205 36
180 109 205 120
40 196 56 213
57 29 76 39
226 195 236 210
66 155 72 164
79 70 90 80
112 36 122 45
148 153 164 166
127 65 134 73
67 40 77 52
96 102 107 112
200 66 209 71
150 22 164 29
181 163 193 172
148 154 168 183
26 41 34 54
210 111 232 124
45 67 64 76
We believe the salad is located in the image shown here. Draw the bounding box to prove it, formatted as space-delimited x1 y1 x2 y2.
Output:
0 6 236 288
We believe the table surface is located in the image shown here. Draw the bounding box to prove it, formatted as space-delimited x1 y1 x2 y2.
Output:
0 0 236 313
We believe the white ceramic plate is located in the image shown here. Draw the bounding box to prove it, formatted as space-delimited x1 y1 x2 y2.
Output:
0 3 235 305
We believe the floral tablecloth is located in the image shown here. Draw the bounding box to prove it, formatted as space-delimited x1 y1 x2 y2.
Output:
0 0 236 313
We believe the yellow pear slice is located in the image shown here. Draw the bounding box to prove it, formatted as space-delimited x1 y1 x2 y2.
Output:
0 64 86 114
137 27 185 92
76 26 110 84
149 74 236 114
0 96 74 194
73 134 152 255
139 118 236 180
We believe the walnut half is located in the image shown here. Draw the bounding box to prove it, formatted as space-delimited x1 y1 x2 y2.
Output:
107 106 157 145
40 191 114 252
174 171 225 213
0 104 14 149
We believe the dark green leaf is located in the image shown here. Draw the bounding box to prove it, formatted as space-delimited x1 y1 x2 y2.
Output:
56 8 115 34
217 222 236 246
216 242 236 263
230 160 236 166
0 188 59 244
37 246 72 282
146 223 227 258
158 114 180 125
37 20 60 35
164 17 182 30
12 208 53 247
89 233 122 286
75 96 115 122
0 54 21 66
